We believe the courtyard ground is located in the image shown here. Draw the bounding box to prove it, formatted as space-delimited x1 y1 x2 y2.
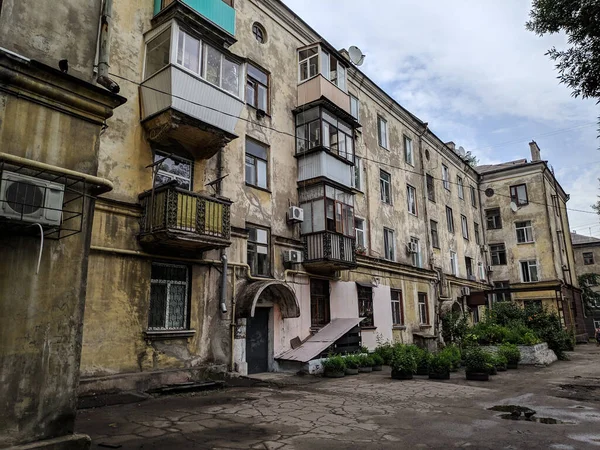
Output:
77 344 600 449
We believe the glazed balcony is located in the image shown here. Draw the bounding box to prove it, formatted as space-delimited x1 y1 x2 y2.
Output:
155 0 236 37
298 75 350 114
303 231 356 273
139 184 231 252
298 151 354 189
140 65 244 159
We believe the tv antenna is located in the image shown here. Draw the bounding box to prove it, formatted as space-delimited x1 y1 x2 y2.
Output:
348 46 366 66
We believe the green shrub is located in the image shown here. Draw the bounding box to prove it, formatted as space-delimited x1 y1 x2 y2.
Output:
498 343 520 364
390 345 417 375
441 311 470 344
464 347 489 373
489 302 526 325
405 345 430 372
323 355 346 373
371 353 384 366
344 355 360 369
357 354 374 368
440 344 461 368
492 353 508 368
429 352 452 374
374 342 395 365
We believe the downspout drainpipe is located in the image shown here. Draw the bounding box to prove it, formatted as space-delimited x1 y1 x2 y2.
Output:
230 268 237 371
217 148 227 314
97 0 120 94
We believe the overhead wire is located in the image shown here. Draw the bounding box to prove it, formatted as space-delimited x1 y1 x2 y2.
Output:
108 71 599 216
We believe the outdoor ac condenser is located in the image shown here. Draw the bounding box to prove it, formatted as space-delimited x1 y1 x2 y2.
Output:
0 171 64 226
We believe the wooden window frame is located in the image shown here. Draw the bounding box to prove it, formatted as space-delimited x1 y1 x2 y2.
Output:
358 285 374 328
418 292 430 325
583 252 595 265
391 289 404 326
246 62 270 113
310 279 331 328
490 243 507 265
510 184 529 206
430 220 440 249
486 208 502 230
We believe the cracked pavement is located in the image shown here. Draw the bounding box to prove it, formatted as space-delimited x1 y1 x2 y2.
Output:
77 345 600 449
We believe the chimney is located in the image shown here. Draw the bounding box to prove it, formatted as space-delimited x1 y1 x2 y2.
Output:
446 141 456 151
529 140 541 162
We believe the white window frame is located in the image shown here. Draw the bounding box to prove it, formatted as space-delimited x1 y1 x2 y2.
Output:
461 215 469 240
450 251 458 276
407 184 417 216
404 135 414 166
442 165 450 190
380 169 392 204
470 185 477 207
516 221 534 243
478 262 486 280
457 176 464 199
410 236 421 268
298 45 319 83
446 206 454 233
520 260 539 283
154 151 193 190
418 293 429 325
377 116 388 149
391 289 404 326
384 227 395 261
148 263 189 331
352 156 363 191
350 94 360 120
355 217 366 249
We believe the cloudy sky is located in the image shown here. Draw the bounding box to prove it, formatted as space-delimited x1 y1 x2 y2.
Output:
284 0 600 237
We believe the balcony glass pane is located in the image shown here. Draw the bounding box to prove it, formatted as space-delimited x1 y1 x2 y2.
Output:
145 29 171 79
205 45 221 86
301 202 313 234
222 57 240 96
313 199 325 232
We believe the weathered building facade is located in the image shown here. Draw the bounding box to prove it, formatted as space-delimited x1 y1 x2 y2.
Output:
571 232 600 335
478 142 586 338
0 0 125 448
77 0 585 395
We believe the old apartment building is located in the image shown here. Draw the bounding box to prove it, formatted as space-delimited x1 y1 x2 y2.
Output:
73 0 586 393
571 232 600 335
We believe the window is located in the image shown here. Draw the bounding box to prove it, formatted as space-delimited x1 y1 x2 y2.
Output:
352 156 363 191
410 236 421 268
584 252 595 265
245 138 268 189
442 165 450 190
320 48 346 90
357 285 374 327
510 184 528 206
246 63 269 112
391 289 404 326
355 218 366 249
154 152 192 189
177 30 201 74
247 225 270 276
457 176 464 199
461 215 469 240
404 135 414 165
380 170 392 204
148 263 189 330
384 227 395 261
145 29 171 78
450 251 458 276
426 174 435 201
377 116 388 149
478 262 486 280
472 306 480 324
515 221 534 243
300 184 354 237
252 23 266 43
298 46 319 81
521 260 539 282
474 222 480 245
486 208 502 230
418 292 429 325
430 220 440 249
490 244 507 265
446 206 454 233
465 257 473 279
295 106 354 162
470 185 477 208
350 94 360 120
493 281 511 302
407 184 417 215
310 279 330 328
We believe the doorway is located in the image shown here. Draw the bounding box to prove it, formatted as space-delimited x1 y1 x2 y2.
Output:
246 307 270 374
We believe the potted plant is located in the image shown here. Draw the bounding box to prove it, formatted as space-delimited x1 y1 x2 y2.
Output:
344 355 359 375
322 355 346 378
358 354 374 373
390 346 417 380
371 353 384 371
428 352 452 380
494 354 508 372
414 347 430 376
442 345 461 372
374 343 394 365
498 343 520 369
464 347 490 381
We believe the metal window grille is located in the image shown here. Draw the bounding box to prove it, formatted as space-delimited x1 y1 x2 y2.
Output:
148 263 189 330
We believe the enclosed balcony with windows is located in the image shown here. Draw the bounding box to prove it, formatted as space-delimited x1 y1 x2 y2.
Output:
140 22 244 159
296 43 353 114
299 184 356 272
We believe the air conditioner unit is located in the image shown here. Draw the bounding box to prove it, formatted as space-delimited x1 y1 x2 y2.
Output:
406 241 418 254
283 250 303 264
461 287 471 297
0 171 64 226
287 206 304 223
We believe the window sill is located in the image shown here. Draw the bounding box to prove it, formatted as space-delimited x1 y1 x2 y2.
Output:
246 103 271 118
516 242 535 245
144 329 196 340
245 183 272 194
393 325 406 330
361 326 377 331
419 324 432 329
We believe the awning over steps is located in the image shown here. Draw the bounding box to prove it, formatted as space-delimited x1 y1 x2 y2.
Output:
276 318 363 363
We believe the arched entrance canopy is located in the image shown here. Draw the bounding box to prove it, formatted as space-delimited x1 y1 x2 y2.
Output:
236 280 300 319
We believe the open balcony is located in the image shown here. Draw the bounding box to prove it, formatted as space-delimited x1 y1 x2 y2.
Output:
139 184 231 252
303 231 356 273
298 75 350 115
154 0 236 38
140 65 244 159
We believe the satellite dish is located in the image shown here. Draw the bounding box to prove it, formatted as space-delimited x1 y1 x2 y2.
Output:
348 46 366 66
458 146 466 157
510 202 518 213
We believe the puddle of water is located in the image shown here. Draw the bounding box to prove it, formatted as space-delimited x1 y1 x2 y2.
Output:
499 414 572 424
489 405 574 425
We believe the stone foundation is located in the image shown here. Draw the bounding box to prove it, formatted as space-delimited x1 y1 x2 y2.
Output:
482 343 557 365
